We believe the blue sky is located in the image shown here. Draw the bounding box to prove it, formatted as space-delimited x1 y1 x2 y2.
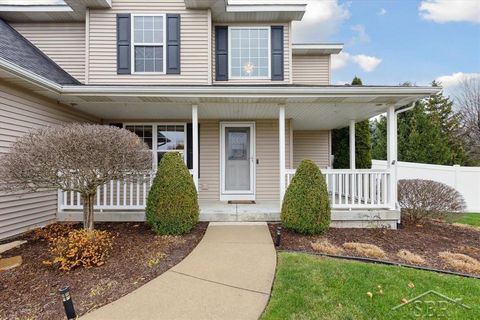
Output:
293 0 480 96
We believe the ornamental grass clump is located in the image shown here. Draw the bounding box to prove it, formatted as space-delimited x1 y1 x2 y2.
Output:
46 229 113 271
146 152 199 235
281 159 330 235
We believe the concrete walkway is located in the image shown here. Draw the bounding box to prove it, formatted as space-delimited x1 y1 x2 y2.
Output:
81 222 276 320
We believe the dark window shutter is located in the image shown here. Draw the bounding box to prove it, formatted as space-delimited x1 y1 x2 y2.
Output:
117 14 131 74
271 26 284 81
215 26 228 81
186 123 200 175
166 14 181 74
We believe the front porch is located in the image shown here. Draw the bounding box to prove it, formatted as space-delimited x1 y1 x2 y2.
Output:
53 85 439 228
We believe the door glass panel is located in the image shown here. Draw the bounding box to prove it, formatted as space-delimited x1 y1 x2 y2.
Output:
225 127 250 191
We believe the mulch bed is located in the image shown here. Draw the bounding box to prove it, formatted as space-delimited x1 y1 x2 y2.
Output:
268 222 480 275
0 222 207 320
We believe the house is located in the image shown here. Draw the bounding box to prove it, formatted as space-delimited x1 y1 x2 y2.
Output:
0 0 440 240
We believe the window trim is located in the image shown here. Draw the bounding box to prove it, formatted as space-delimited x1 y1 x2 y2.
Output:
131 13 167 75
123 122 187 169
228 26 271 80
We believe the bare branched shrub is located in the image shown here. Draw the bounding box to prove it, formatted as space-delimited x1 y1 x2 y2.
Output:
398 179 466 224
0 123 152 230
396 249 426 265
456 78 480 162
342 242 386 258
311 240 344 255
439 251 480 274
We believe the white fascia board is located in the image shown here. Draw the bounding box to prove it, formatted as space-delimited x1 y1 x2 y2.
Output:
0 57 62 92
228 0 306 5
0 5 72 12
226 4 307 13
292 43 344 55
61 85 441 98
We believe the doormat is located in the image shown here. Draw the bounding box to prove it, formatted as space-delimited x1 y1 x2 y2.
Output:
228 200 256 204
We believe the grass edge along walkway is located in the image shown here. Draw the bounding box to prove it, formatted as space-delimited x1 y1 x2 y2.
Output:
262 252 480 320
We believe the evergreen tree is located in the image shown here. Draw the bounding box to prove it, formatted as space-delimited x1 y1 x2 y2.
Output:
371 116 387 160
332 76 372 168
370 81 474 165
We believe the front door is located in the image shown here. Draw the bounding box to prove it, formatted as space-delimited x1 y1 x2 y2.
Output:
220 122 255 201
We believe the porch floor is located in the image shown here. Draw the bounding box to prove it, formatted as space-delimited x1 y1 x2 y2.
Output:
57 200 399 228
199 200 280 222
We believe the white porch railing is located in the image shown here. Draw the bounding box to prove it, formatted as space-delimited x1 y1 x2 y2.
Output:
59 170 193 211
285 168 394 209
59 169 393 211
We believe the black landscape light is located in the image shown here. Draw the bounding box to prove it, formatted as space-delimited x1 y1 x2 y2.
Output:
275 226 282 247
59 286 76 320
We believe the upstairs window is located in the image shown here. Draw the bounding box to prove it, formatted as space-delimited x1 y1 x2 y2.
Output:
132 15 166 73
229 27 270 79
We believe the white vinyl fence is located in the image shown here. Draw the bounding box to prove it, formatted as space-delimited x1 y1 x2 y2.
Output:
372 160 480 212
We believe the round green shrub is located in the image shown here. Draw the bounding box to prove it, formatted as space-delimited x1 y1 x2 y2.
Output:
145 152 199 235
281 159 331 234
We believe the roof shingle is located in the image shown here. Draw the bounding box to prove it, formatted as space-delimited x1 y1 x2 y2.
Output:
0 18 80 85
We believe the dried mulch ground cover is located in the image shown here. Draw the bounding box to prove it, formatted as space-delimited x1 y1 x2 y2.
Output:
0 222 207 320
269 221 480 276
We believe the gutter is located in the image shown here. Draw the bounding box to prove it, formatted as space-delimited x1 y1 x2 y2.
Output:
60 85 441 98
0 57 62 93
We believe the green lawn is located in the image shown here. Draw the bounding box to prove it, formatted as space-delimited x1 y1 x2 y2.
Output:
262 252 480 320
454 212 480 227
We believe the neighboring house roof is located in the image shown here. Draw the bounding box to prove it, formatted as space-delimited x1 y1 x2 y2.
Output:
0 18 80 85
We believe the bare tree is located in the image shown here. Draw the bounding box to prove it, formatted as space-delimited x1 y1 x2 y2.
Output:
456 78 480 162
0 123 152 230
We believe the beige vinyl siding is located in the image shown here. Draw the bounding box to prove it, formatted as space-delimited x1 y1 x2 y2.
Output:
198 120 220 200
292 55 330 85
11 23 86 83
293 130 330 169
88 0 210 84
256 120 291 200
198 119 291 201
212 23 291 84
0 82 96 240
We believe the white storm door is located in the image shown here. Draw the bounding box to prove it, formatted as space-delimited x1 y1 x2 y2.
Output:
221 122 255 199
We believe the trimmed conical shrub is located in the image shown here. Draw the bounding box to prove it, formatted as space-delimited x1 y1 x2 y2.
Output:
281 159 331 234
146 152 199 235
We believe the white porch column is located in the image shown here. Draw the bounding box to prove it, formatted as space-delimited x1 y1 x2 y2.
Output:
386 105 397 210
279 105 286 204
349 120 356 169
192 104 199 190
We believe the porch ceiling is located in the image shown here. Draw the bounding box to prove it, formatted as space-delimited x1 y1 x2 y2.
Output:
64 99 414 130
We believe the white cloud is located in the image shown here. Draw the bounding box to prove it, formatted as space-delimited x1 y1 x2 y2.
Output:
293 0 350 42
378 8 387 16
419 0 480 24
332 52 382 72
435 72 480 98
331 52 351 70
436 72 480 88
351 55 382 72
349 24 370 46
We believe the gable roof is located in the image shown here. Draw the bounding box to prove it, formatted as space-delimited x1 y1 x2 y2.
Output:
0 18 80 85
